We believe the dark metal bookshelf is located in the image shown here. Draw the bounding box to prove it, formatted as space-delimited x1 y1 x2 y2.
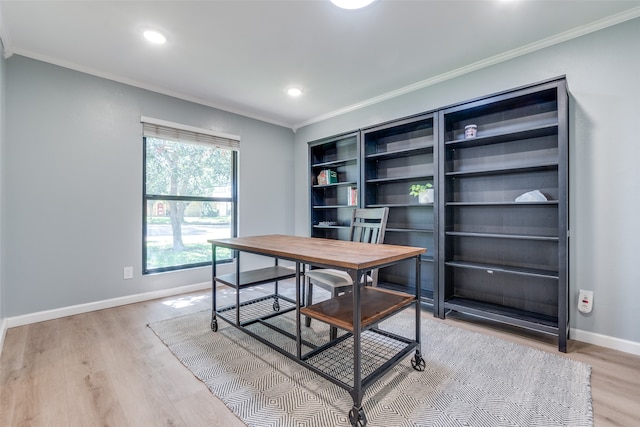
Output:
361 113 438 311
307 77 569 351
438 78 569 352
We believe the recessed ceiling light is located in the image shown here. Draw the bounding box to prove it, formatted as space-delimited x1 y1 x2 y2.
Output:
330 0 375 10
143 30 166 44
287 87 303 97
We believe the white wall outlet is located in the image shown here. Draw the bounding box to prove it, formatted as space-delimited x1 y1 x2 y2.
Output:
578 289 593 314
123 266 133 280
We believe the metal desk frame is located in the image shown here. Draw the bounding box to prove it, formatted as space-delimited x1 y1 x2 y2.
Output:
209 235 426 427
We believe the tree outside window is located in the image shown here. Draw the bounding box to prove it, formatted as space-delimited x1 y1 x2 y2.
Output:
143 137 237 273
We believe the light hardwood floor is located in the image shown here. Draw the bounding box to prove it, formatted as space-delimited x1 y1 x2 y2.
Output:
1 285 639 426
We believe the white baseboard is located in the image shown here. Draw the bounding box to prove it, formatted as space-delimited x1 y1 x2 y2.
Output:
571 327 640 356
0 317 8 360
5 281 211 329
2 285 639 358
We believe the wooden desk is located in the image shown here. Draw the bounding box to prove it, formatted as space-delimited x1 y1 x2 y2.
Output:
209 234 426 427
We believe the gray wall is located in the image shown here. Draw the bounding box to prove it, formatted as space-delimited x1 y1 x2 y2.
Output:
294 18 640 345
3 55 294 317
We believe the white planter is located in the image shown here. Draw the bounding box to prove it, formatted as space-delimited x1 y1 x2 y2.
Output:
418 189 434 204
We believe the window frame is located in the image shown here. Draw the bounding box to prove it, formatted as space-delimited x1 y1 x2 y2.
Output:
142 137 238 275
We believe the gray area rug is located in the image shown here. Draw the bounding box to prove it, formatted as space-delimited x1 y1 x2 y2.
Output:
149 305 592 427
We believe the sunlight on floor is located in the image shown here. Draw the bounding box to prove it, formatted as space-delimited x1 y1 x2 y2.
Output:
163 294 208 308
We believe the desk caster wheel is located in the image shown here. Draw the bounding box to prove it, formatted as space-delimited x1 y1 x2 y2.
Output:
348 407 367 427
211 318 218 332
411 351 425 371
273 300 280 312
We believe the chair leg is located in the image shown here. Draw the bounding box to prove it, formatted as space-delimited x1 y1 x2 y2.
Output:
329 287 338 340
305 277 312 327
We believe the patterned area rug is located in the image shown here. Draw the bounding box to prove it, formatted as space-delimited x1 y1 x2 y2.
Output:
149 306 592 427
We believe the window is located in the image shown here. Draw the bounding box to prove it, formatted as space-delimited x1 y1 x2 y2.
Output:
142 117 239 274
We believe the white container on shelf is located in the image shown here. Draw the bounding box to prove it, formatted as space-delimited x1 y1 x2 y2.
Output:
464 124 477 138
418 189 434 204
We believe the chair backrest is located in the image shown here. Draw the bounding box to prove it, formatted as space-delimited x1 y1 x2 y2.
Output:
348 207 389 286
349 207 389 244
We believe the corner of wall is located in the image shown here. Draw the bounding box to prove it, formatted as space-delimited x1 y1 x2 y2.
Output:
0 23 7 354
0 38 5 356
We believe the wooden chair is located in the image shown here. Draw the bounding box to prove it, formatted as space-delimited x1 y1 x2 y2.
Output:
305 207 389 339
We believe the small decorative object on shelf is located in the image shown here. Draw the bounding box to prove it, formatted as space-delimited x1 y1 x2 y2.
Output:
318 221 338 227
409 183 434 204
515 189 548 202
464 124 478 139
317 169 338 185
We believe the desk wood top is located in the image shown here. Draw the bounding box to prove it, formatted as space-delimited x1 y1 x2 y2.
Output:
208 234 425 270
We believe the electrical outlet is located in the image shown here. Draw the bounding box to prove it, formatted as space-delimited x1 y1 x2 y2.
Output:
123 266 133 280
578 289 593 314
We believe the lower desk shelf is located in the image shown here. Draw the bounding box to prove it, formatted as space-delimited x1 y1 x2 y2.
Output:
303 328 417 389
215 266 296 288
217 294 297 327
300 287 415 332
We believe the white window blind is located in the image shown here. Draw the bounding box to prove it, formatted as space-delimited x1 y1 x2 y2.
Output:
141 116 240 151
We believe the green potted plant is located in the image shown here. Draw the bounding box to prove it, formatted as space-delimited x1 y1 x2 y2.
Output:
409 183 434 204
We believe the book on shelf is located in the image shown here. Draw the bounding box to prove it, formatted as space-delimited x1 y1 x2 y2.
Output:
317 169 338 185
348 186 358 206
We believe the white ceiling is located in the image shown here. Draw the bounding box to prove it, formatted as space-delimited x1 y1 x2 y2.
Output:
2 0 640 129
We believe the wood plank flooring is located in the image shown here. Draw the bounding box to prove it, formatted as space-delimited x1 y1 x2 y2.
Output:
1 284 639 426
